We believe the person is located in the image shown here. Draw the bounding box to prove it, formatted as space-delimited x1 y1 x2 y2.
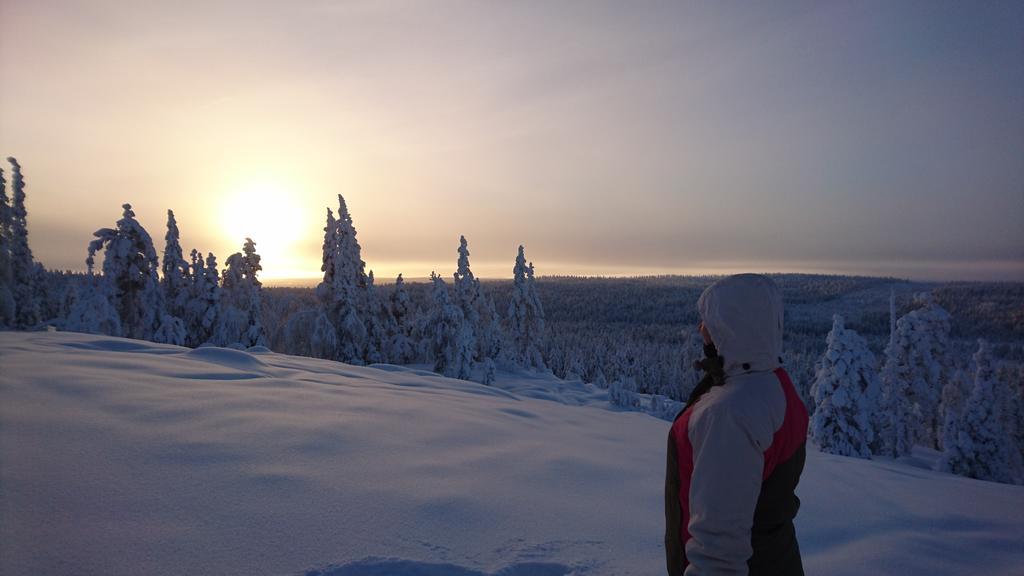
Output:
665 274 809 575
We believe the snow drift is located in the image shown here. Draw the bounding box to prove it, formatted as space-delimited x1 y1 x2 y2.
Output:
1 332 1021 575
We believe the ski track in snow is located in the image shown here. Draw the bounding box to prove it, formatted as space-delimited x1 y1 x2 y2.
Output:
1 331 1023 576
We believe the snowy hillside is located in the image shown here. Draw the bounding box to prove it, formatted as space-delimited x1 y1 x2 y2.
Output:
1 332 1022 576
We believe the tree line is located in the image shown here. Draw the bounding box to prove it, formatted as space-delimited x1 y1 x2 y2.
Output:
0 159 547 384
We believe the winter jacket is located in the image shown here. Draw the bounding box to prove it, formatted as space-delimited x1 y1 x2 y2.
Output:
665 274 809 576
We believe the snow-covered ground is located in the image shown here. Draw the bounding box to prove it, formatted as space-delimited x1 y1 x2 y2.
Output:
1 332 1022 576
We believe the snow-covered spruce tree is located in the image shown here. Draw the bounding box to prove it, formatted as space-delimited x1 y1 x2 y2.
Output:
876 341 908 457
7 157 39 328
938 369 969 462
34 264 63 323
309 307 339 359
506 246 546 370
61 273 122 336
453 235 502 378
888 286 897 348
912 295 952 449
454 236 480 329
426 272 474 380
878 294 951 455
215 238 266 348
149 210 189 346
481 357 497 386
386 273 415 364
87 203 163 341
279 306 338 360
0 166 14 326
316 195 369 363
362 270 392 364
810 315 878 458
152 311 187 345
995 363 1024 482
161 210 191 320
609 375 641 409
940 339 1014 484
184 250 220 346
524 261 546 366
1014 366 1024 466
563 352 586 381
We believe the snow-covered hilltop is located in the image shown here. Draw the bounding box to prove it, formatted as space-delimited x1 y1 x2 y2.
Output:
1 156 1021 502
2 331 1021 576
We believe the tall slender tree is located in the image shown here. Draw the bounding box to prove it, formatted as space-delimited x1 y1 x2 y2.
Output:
387 273 416 364
184 250 221 346
938 369 969 458
161 210 191 319
149 210 191 345
363 270 391 363
0 166 14 326
506 246 546 369
7 157 39 328
453 235 502 372
316 195 369 363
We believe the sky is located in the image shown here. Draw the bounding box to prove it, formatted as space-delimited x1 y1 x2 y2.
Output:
1 0 1022 282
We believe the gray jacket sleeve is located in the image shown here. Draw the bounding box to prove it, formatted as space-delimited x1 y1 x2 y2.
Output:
683 401 767 576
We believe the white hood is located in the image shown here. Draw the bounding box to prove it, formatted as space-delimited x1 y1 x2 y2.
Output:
697 273 783 377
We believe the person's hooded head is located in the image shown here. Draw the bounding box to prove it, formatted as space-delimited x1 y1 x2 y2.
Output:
697 273 784 378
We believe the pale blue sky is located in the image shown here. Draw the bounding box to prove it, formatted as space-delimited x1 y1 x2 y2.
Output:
1 1 1021 280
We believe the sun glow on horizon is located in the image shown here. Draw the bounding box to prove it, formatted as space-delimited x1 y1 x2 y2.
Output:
218 180 317 280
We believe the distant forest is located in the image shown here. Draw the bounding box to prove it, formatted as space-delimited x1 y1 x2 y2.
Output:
264 274 1024 405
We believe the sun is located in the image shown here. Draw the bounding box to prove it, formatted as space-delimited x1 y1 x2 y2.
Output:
219 181 307 279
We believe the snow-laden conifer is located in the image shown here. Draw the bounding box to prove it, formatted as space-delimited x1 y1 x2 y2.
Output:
362 270 390 363
876 341 909 457
184 251 220 346
161 210 191 320
506 246 546 369
387 273 415 364
453 236 481 338
940 339 1014 484
481 357 497 386
216 238 266 348
810 315 878 458
938 369 969 459
280 306 338 360
609 376 640 409
563 353 586 381
453 235 502 373
427 272 474 380
316 196 369 363
7 157 39 328
0 167 14 326
61 274 122 336
309 308 339 360
33 263 61 323
878 293 951 455
87 203 163 340
153 313 187 346
995 364 1024 483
